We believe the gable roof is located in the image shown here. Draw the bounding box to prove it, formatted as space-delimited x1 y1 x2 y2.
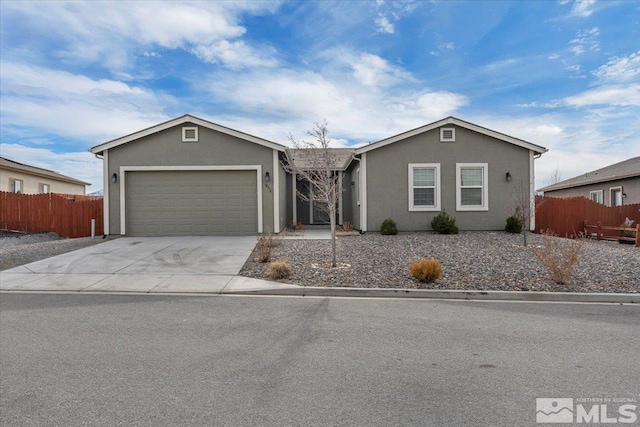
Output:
286 148 354 170
538 156 640 192
89 114 287 155
354 116 548 155
0 157 89 186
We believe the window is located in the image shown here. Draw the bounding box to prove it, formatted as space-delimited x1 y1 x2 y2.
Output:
456 163 488 211
589 190 603 204
9 179 23 193
182 126 198 142
408 163 441 211
39 183 50 194
440 127 455 142
609 187 622 206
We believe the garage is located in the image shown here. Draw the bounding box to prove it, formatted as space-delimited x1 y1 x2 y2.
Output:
125 170 258 236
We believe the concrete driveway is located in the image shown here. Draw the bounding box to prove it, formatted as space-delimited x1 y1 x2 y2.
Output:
0 236 298 294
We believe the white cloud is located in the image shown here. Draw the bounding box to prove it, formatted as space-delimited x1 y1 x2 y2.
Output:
570 0 597 17
205 57 468 145
0 143 103 190
592 51 640 82
569 27 599 55
0 62 168 141
351 53 414 87
1 1 279 71
191 40 278 69
375 14 395 34
430 41 456 56
564 84 640 107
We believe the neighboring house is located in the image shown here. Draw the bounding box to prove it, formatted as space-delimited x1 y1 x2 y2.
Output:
538 156 640 206
0 157 88 195
89 114 547 237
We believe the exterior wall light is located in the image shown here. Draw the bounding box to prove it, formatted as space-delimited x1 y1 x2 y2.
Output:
111 173 118 183
265 171 270 183
506 172 512 182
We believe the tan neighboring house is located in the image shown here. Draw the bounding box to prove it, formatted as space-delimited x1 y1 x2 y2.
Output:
538 156 640 206
0 157 89 195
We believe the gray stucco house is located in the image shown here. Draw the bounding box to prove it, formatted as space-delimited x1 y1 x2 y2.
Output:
538 156 640 206
89 115 547 236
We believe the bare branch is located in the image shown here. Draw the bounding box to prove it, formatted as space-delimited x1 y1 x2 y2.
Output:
281 121 342 267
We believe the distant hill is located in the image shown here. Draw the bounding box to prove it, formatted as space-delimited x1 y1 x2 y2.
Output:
88 189 104 196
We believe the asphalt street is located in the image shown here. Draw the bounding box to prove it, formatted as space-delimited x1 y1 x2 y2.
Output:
1 293 639 426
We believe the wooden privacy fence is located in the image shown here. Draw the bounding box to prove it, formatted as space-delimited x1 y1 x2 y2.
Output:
0 191 103 238
535 195 640 239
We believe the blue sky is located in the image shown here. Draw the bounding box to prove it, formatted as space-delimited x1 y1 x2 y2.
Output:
1 0 638 192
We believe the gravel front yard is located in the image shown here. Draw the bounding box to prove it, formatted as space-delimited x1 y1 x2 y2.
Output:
239 232 640 293
0 231 116 271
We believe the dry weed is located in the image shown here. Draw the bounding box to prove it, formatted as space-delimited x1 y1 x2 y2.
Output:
531 230 584 284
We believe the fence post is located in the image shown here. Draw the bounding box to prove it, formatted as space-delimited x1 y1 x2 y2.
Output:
596 221 602 240
636 224 639 248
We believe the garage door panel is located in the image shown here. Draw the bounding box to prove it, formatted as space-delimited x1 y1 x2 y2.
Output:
126 170 258 236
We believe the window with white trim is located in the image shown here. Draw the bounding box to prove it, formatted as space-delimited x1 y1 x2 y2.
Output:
609 186 622 207
39 183 50 194
589 190 603 204
456 163 488 211
409 163 440 211
182 126 198 142
440 128 455 142
10 178 23 193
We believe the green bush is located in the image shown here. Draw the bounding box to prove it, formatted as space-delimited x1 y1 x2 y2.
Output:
380 218 398 235
505 216 523 233
431 211 459 234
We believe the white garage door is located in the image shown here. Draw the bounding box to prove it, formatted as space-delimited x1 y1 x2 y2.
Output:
126 170 258 236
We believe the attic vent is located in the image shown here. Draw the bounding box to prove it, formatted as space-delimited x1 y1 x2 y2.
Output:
182 126 198 142
440 128 455 142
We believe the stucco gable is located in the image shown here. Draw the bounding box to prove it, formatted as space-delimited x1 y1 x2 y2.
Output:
354 116 547 155
89 114 286 155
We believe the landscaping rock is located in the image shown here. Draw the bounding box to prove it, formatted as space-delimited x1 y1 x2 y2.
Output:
239 231 640 293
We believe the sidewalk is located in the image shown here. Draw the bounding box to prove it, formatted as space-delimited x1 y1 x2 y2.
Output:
1 271 638 303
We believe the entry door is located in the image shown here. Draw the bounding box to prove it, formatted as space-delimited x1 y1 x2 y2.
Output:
313 200 331 224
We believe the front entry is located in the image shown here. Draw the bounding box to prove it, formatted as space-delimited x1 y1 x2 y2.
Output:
294 179 336 225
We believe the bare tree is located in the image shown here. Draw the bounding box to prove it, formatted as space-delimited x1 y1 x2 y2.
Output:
544 164 562 187
281 121 341 267
511 174 534 246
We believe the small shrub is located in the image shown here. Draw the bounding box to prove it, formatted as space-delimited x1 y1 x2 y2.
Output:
618 218 636 244
257 229 276 263
505 216 523 233
410 258 442 285
269 260 291 280
431 211 459 234
531 230 584 285
289 221 306 232
380 218 398 235
340 221 354 232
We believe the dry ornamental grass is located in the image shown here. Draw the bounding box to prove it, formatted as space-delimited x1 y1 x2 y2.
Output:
530 230 584 285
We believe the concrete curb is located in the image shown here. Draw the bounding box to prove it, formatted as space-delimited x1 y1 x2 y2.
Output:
230 286 640 304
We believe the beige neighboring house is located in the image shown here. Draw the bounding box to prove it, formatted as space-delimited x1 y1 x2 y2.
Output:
538 156 640 206
0 157 89 195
